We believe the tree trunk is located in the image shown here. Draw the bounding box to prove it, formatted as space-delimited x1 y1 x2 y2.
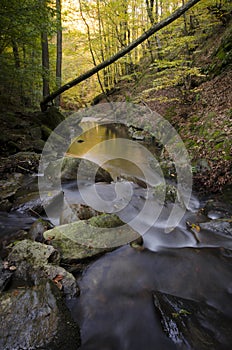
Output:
12 41 20 68
40 0 201 111
41 31 50 98
55 0 62 106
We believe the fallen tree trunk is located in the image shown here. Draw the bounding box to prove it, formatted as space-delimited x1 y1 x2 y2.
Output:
40 0 201 111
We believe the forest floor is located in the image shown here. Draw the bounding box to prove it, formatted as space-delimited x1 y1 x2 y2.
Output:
101 22 232 195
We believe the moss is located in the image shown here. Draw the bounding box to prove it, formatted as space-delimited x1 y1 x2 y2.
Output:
190 115 200 123
88 213 124 228
214 142 224 150
41 125 52 140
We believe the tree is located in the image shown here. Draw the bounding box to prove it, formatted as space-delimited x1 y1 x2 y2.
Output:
0 0 57 107
41 0 202 111
55 0 62 106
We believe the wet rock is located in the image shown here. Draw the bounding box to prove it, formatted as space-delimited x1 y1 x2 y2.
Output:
186 219 232 245
28 218 53 242
202 199 232 219
0 259 13 292
200 219 232 237
13 189 64 215
118 174 147 188
60 202 101 225
7 240 78 298
0 152 40 175
0 198 12 211
44 157 113 184
0 280 80 350
44 213 141 262
153 291 232 349
0 173 24 200
130 236 144 251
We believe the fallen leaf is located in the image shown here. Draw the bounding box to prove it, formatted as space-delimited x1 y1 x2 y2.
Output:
9 265 17 271
53 274 63 283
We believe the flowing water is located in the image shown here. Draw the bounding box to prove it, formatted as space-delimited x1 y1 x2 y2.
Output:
64 120 232 349
1 119 232 349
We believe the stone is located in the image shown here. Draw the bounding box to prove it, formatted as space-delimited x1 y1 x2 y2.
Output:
44 157 113 184
7 240 78 299
0 173 24 201
60 202 101 225
0 280 80 350
34 106 65 131
28 218 53 242
0 259 13 292
13 190 64 215
202 199 232 219
44 214 141 262
153 291 232 349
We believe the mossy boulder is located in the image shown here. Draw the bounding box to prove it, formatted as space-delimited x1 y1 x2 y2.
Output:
7 240 78 298
44 213 141 262
34 106 65 131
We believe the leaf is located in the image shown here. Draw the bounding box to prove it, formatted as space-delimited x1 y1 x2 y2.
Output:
186 221 200 232
52 274 63 283
52 274 64 290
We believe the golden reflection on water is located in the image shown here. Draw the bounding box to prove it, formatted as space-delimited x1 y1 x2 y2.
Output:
67 122 127 158
66 122 146 179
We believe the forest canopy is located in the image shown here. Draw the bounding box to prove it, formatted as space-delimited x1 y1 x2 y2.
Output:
0 0 231 109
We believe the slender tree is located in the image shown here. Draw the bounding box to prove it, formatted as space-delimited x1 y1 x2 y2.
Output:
55 0 62 106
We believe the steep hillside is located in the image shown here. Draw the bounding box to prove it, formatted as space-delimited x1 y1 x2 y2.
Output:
103 19 232 193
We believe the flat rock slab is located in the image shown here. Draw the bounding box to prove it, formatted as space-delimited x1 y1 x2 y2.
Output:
44 214 141 261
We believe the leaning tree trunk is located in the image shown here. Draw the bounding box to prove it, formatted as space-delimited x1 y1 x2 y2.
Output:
40 0 201 111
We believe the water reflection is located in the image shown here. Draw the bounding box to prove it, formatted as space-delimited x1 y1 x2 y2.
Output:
67 122 129 159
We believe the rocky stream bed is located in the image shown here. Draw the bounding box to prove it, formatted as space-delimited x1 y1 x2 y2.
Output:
0 106 232 349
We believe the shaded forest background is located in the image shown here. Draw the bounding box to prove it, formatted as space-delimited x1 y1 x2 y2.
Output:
0 0 231 109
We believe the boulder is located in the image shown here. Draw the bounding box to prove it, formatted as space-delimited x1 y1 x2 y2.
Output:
0 259 13 292
60 202 101 225
7 240 78 298
33 106 65 131
0 173 24 200
0 280 80 350
44 157 113 184
202 199 232 219
28 218 53 242
153 291 232 349
13 189 64 215
43 213 141 262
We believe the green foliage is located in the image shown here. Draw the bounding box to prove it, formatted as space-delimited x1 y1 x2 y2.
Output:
0 0 57 108
1 0 230 108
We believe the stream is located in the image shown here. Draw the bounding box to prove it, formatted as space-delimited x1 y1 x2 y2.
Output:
65 120 232 349
1 119 232 349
